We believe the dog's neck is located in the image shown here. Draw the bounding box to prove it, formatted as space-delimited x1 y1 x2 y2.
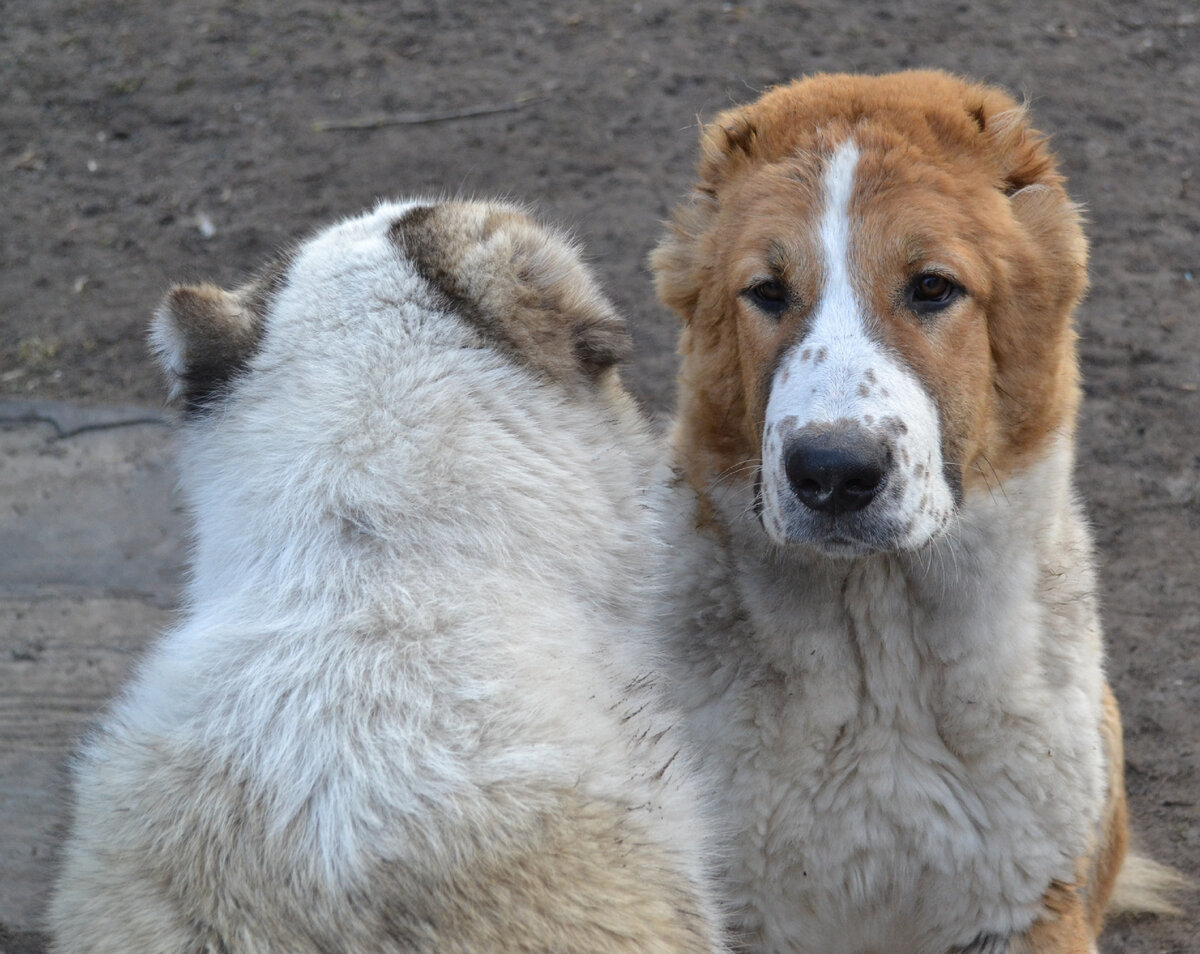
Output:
175 361 659 628
679 433 1093 674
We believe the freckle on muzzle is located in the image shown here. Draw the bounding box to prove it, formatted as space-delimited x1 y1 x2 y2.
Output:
783 423 890 515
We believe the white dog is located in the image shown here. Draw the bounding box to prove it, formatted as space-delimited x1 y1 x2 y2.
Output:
50 199 728 954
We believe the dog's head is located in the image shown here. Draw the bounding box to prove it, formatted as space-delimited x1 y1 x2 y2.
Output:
151 199 631 420
654 71 1087 556
148 199 648 607
149 198 640 570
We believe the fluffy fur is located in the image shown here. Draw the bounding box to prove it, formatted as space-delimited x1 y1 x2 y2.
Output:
651 70 1168 954
50 198 728 954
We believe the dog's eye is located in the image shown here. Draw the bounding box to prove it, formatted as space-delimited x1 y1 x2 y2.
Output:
743 278 789 316
907 273 961 315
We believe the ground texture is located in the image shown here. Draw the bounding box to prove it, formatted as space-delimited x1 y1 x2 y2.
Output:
2 1 1197 951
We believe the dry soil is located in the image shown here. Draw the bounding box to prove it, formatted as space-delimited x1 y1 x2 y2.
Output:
2 2 1197 952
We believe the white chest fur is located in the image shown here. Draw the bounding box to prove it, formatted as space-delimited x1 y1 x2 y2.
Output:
663 445 1108 954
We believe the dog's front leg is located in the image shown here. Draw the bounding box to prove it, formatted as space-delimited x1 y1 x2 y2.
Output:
952 931 1012 954
999 880 1096 954
952 890 1095 954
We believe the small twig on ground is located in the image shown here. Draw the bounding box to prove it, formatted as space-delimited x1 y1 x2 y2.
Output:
313 99 538 132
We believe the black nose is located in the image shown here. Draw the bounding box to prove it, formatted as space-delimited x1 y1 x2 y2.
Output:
784 427 889 514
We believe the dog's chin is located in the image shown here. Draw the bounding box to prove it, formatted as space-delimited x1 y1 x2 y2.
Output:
761 506 948 559
764 522 894 559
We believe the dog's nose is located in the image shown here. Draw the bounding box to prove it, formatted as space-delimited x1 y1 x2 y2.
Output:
784 427 888 514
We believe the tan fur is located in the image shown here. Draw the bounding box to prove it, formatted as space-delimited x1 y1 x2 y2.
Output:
1084 685 1131 930
1016 882 1093 954
150 254 291 411
654 70 1087 500
162 282 259 360
1015 693 1129 954
1108 855 1193 919
58 773 714 953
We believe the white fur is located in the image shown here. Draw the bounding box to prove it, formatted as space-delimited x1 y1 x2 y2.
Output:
661 435 1106 953
761 143 954 555
51 200 727 954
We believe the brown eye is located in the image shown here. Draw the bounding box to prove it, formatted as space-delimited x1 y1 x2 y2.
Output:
907 273 960 315
743 277 789 316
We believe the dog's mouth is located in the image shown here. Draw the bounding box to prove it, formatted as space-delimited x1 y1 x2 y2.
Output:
761 500 911 558
752 465 896 556
756 421 954 557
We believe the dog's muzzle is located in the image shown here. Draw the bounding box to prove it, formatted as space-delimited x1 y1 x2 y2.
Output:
783 424 889 515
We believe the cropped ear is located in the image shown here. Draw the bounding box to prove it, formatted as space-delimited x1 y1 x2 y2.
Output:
567 302 631 375
149 282 265 411
970 93 1061 195
650 196 714 326
505 225 632 377
697 110 762 193
651 104 765 327
394 202 631 385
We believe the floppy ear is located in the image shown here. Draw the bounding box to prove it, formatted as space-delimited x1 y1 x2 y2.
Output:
149 282 265 410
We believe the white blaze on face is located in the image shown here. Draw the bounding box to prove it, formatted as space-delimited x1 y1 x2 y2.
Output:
759 141 956 554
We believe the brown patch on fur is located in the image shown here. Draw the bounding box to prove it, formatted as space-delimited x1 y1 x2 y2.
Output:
152 254 289 414
653 70 1087 503
1004 684 1128 952
1084 683 1130 931
1019 880 1094 953
393 203 630 388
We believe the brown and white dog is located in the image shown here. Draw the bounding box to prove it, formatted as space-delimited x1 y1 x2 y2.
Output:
652 71 1175 954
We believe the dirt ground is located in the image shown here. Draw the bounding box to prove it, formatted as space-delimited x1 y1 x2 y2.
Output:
2 0 1197 951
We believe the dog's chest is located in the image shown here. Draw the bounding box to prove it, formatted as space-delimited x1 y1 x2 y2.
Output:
696 559 1091 954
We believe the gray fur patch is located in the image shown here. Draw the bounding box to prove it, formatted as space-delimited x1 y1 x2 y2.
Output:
390 204 630 387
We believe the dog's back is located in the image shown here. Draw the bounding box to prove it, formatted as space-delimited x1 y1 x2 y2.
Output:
50 199 726 954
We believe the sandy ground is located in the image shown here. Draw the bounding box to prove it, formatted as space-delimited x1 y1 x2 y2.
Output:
2 1 1196 951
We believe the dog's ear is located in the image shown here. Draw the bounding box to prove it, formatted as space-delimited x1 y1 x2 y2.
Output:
652 102 769 326
650 199 710 326
1007 181 1090 318
967 89 1088 306
971 90 1089 301
697 110 762 193
395 203 631 383
503 222 632 377
149 281 266 411
968 92 1061 195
